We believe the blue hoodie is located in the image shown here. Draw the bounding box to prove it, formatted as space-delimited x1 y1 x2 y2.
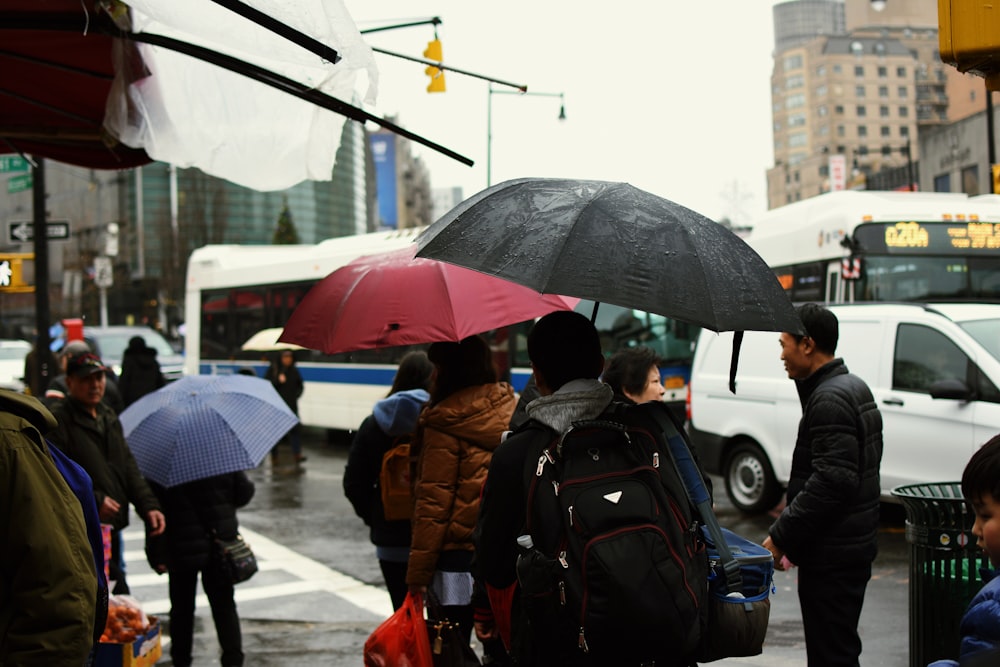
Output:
929 568 1000 667
373 388 430 437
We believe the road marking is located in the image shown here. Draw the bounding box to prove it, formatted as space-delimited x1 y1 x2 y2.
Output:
120 524 393 619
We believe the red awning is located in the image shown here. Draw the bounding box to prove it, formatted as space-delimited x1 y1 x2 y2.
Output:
0 1 151 169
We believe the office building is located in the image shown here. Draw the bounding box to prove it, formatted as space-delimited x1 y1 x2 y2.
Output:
766 0 985 207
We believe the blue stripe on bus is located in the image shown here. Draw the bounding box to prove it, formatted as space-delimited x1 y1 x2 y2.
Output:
199 363 535 392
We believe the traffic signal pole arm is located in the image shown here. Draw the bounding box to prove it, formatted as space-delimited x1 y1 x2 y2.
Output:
370 45 527 93
360 16 526 92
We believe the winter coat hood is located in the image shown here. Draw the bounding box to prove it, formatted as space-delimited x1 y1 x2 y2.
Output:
526 378 615 433
419 382 515 452
0 389 58 434
374 388 429 437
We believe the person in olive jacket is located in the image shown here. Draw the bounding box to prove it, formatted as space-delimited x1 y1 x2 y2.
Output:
146 471 255 667
0 390 98 666
48 351 166 595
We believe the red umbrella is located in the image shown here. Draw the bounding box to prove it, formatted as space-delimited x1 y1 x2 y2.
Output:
279 246 579 354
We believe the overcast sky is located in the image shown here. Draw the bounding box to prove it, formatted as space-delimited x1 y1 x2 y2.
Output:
344 1 784 225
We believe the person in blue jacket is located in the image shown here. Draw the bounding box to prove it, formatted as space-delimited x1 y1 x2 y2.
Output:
343 351 432 611
930 434 1000 667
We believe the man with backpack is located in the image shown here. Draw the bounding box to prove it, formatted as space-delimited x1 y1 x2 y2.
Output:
473 311 706 667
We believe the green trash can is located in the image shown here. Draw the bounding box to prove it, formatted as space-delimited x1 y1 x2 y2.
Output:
892 482 989 667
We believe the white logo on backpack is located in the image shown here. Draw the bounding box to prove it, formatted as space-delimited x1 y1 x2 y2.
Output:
602 491 623 504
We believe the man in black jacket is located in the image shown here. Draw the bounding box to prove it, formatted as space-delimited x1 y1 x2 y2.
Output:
49 351 165 595
763 303 884 667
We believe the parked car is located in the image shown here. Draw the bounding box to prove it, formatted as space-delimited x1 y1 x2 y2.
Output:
687 303 1000 513
83 326 184 381
0 339 32 392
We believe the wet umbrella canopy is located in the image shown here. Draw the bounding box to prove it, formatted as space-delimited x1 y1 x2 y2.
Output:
415 178 802 335
121 374 298 487
279 246 579 354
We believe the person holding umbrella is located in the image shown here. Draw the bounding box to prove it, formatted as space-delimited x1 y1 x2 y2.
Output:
48 351 166 595
406 336 515 652
145 471 255 667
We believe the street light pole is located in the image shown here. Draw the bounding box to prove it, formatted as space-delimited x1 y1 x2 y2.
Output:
487 84 566 187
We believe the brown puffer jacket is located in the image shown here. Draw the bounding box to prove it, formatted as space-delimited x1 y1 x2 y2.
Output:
406 382 515 587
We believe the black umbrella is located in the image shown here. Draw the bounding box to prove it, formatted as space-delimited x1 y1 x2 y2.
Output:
415 178 802 334
415 178 803 392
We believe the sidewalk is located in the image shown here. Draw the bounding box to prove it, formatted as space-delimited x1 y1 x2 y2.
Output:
114 436 906 667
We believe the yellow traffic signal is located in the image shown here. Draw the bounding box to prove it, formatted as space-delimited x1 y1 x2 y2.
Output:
423 39 446 93
993 164 1000 195
0 253 34 293
939 0 1000 89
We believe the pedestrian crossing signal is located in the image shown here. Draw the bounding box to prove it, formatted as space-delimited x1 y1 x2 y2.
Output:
423 39 446 93
0 253 34 292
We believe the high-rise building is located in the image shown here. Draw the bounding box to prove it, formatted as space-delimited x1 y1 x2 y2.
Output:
766 0 986 207
773 0 846 53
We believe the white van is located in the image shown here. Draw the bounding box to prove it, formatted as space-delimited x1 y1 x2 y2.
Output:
687 303 1000 513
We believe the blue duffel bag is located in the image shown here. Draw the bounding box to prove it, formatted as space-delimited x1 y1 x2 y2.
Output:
698 525 774 662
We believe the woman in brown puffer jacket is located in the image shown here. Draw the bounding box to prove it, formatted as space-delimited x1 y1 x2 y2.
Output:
406 335 515 648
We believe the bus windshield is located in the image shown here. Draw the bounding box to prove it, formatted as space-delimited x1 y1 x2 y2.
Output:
860 256 1000 301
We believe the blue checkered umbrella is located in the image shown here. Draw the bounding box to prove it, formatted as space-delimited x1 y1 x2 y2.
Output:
120 374 298 487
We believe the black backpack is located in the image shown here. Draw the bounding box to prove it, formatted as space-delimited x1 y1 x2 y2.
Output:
517 401 708 666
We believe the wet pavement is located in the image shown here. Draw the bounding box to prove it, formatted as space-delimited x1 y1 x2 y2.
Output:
119 427 917 666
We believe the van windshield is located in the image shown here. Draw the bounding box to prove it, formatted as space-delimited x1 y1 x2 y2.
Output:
958 319 1000 363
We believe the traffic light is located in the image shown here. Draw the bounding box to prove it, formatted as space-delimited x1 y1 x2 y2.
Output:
423 39 446 93
939 0 1000 89
0 253 34 293
993 164 1000 195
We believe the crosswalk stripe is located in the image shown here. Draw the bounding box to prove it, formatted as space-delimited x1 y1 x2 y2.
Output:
119 524 394 620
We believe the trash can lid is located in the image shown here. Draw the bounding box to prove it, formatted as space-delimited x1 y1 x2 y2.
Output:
891 482 973 530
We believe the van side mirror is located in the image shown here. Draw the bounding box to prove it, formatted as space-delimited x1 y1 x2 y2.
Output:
929 378 973 401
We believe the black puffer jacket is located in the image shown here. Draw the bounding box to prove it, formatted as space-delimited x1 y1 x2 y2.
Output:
146 472 255 572
769 359 883 568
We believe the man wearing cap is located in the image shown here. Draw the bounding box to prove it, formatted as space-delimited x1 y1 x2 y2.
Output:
45 340 125 415
49 351 166 595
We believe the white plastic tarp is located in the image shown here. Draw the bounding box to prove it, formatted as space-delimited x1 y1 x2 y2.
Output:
104 0 378 191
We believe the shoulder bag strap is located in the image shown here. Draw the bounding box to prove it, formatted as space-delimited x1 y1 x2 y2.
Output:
646 405 744 594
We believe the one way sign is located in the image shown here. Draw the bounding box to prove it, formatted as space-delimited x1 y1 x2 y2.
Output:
7 220 70 243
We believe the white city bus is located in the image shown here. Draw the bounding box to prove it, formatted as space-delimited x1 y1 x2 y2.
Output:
744 190 1000 304
184 227 700 431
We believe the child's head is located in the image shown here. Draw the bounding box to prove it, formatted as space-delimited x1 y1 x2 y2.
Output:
962 434 1000 565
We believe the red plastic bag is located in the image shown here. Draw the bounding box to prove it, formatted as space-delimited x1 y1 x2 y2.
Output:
364 591 433 667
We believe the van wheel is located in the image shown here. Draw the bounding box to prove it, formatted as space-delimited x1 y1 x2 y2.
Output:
724 442 780 514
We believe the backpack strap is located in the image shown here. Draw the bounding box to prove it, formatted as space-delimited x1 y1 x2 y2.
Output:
645 404 745 595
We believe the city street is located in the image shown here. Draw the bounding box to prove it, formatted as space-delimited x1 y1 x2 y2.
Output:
120 427 913 666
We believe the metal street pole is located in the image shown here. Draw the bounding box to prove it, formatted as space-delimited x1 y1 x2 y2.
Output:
31 156 52 393
487 85 566 187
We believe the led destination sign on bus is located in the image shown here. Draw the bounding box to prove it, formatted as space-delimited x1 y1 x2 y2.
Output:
853 221 1000 255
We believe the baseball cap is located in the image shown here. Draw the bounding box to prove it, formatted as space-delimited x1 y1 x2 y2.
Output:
60 340 91 358
66 352 108 378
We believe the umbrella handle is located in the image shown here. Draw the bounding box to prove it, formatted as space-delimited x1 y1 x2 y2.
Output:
590 302 601 323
